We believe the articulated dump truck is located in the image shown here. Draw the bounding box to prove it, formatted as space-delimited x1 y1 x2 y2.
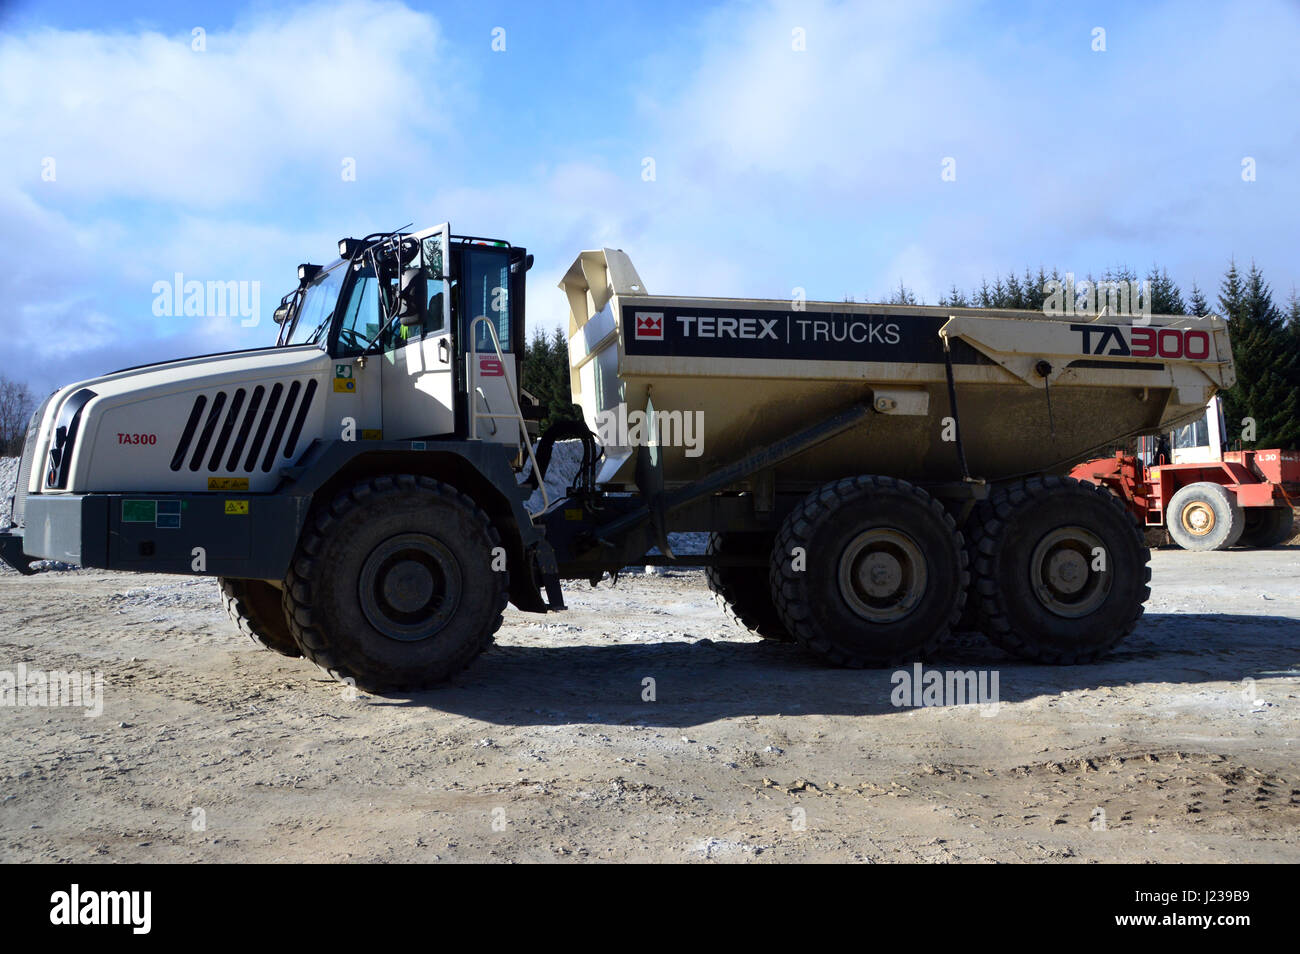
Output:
0 226 1234 690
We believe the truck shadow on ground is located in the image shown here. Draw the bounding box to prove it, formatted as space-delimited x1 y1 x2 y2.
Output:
372 612 1300 727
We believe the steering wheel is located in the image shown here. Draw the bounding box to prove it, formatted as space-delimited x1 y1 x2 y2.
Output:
336 327 368 351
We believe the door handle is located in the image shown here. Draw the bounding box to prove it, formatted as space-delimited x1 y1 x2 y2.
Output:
438 338 450 363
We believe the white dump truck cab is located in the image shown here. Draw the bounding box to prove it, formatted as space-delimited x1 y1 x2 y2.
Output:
271 224 530 452
2 226 549 590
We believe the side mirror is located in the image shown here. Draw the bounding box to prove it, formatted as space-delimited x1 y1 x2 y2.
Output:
273 304 291 325
398 268 426 326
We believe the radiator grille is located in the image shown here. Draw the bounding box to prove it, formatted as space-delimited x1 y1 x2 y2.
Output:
171 380 316 473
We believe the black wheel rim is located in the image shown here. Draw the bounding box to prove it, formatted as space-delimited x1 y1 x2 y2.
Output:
358 533 462 642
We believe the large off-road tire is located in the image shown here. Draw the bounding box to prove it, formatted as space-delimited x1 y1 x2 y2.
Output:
952 507 988 633
968 476 1149 664
1166 481 1245 551
219 577 301 657
1238 506 1295 549
282 474 507 692
770 476 967 667
705 532 792 642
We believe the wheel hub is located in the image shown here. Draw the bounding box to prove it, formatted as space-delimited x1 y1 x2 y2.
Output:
382 560 435 614
358 533 462 641
838 528 927 622
1030 526 1112 619
1181 502 1215 536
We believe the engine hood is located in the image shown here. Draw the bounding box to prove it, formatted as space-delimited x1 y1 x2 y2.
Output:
32 344 333 496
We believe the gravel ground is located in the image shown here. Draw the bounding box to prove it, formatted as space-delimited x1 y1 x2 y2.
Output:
0 456 18 527
1 547 1297 863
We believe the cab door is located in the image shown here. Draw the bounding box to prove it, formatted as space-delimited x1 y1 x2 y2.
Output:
380 223 455 440
461 242 520 448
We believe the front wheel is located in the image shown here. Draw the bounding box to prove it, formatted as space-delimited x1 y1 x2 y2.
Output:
1166 482 1244 551
283 475 507 691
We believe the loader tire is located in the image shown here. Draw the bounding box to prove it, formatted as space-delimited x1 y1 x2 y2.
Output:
283 475 507 692
1166 482 1245 551
1238 506 1295 549
704 532 792 642
219 578 301 657
968 476 1149 664
770 476 967 667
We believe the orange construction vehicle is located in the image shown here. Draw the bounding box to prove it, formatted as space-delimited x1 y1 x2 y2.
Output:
1071 397 1298 551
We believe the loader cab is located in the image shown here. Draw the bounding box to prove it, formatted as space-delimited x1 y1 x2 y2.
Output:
1170 396 1227 465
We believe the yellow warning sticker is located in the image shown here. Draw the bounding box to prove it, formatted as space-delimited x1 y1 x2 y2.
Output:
361 429 382 440
334 378 356 393
565 508 584 521
224 500 249 515
208 477 249 491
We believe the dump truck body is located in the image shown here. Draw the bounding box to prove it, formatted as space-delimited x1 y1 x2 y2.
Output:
562 249 1233 489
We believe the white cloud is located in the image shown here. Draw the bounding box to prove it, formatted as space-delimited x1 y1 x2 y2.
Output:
0 1 449 206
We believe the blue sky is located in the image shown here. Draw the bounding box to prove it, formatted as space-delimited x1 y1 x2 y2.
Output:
2 0 1298 394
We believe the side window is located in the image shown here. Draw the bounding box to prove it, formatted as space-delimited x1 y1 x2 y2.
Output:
422 232 449 335
462 247 511 353
335 270 381 355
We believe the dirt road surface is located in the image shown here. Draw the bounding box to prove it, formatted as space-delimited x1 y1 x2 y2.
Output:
1 548 1297 863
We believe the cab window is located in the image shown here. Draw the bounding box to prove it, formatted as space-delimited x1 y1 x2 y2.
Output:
462 246 512 353
285 263 346 347
335 267 382 354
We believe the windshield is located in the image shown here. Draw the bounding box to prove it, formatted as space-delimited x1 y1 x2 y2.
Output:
1173 414 1210 449
282 263 346 347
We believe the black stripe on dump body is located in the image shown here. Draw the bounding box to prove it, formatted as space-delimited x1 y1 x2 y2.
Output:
170 394 207 471
282 378 317 459
262 380 301 471
208 387 246 471
227 384 264 471
244 382 283 472
189 391 228 471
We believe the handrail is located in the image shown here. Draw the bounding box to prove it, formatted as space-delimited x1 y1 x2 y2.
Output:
466 315 549 516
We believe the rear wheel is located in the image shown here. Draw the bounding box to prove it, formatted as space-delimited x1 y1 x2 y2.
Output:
219 578 301 657
1238 506 1294 549
1166 482 1244 551
705 532 791 641
968 476 1149 664
283 475 507 691
770 476 967 667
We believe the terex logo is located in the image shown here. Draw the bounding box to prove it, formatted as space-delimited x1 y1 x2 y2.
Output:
676 315 780 339
634 312 664 340
1071 324 1211 360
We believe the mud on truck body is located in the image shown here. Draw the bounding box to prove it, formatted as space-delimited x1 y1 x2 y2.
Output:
1 227 1236 690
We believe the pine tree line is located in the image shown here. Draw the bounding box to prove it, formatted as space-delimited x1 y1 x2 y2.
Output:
521 326 583 433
